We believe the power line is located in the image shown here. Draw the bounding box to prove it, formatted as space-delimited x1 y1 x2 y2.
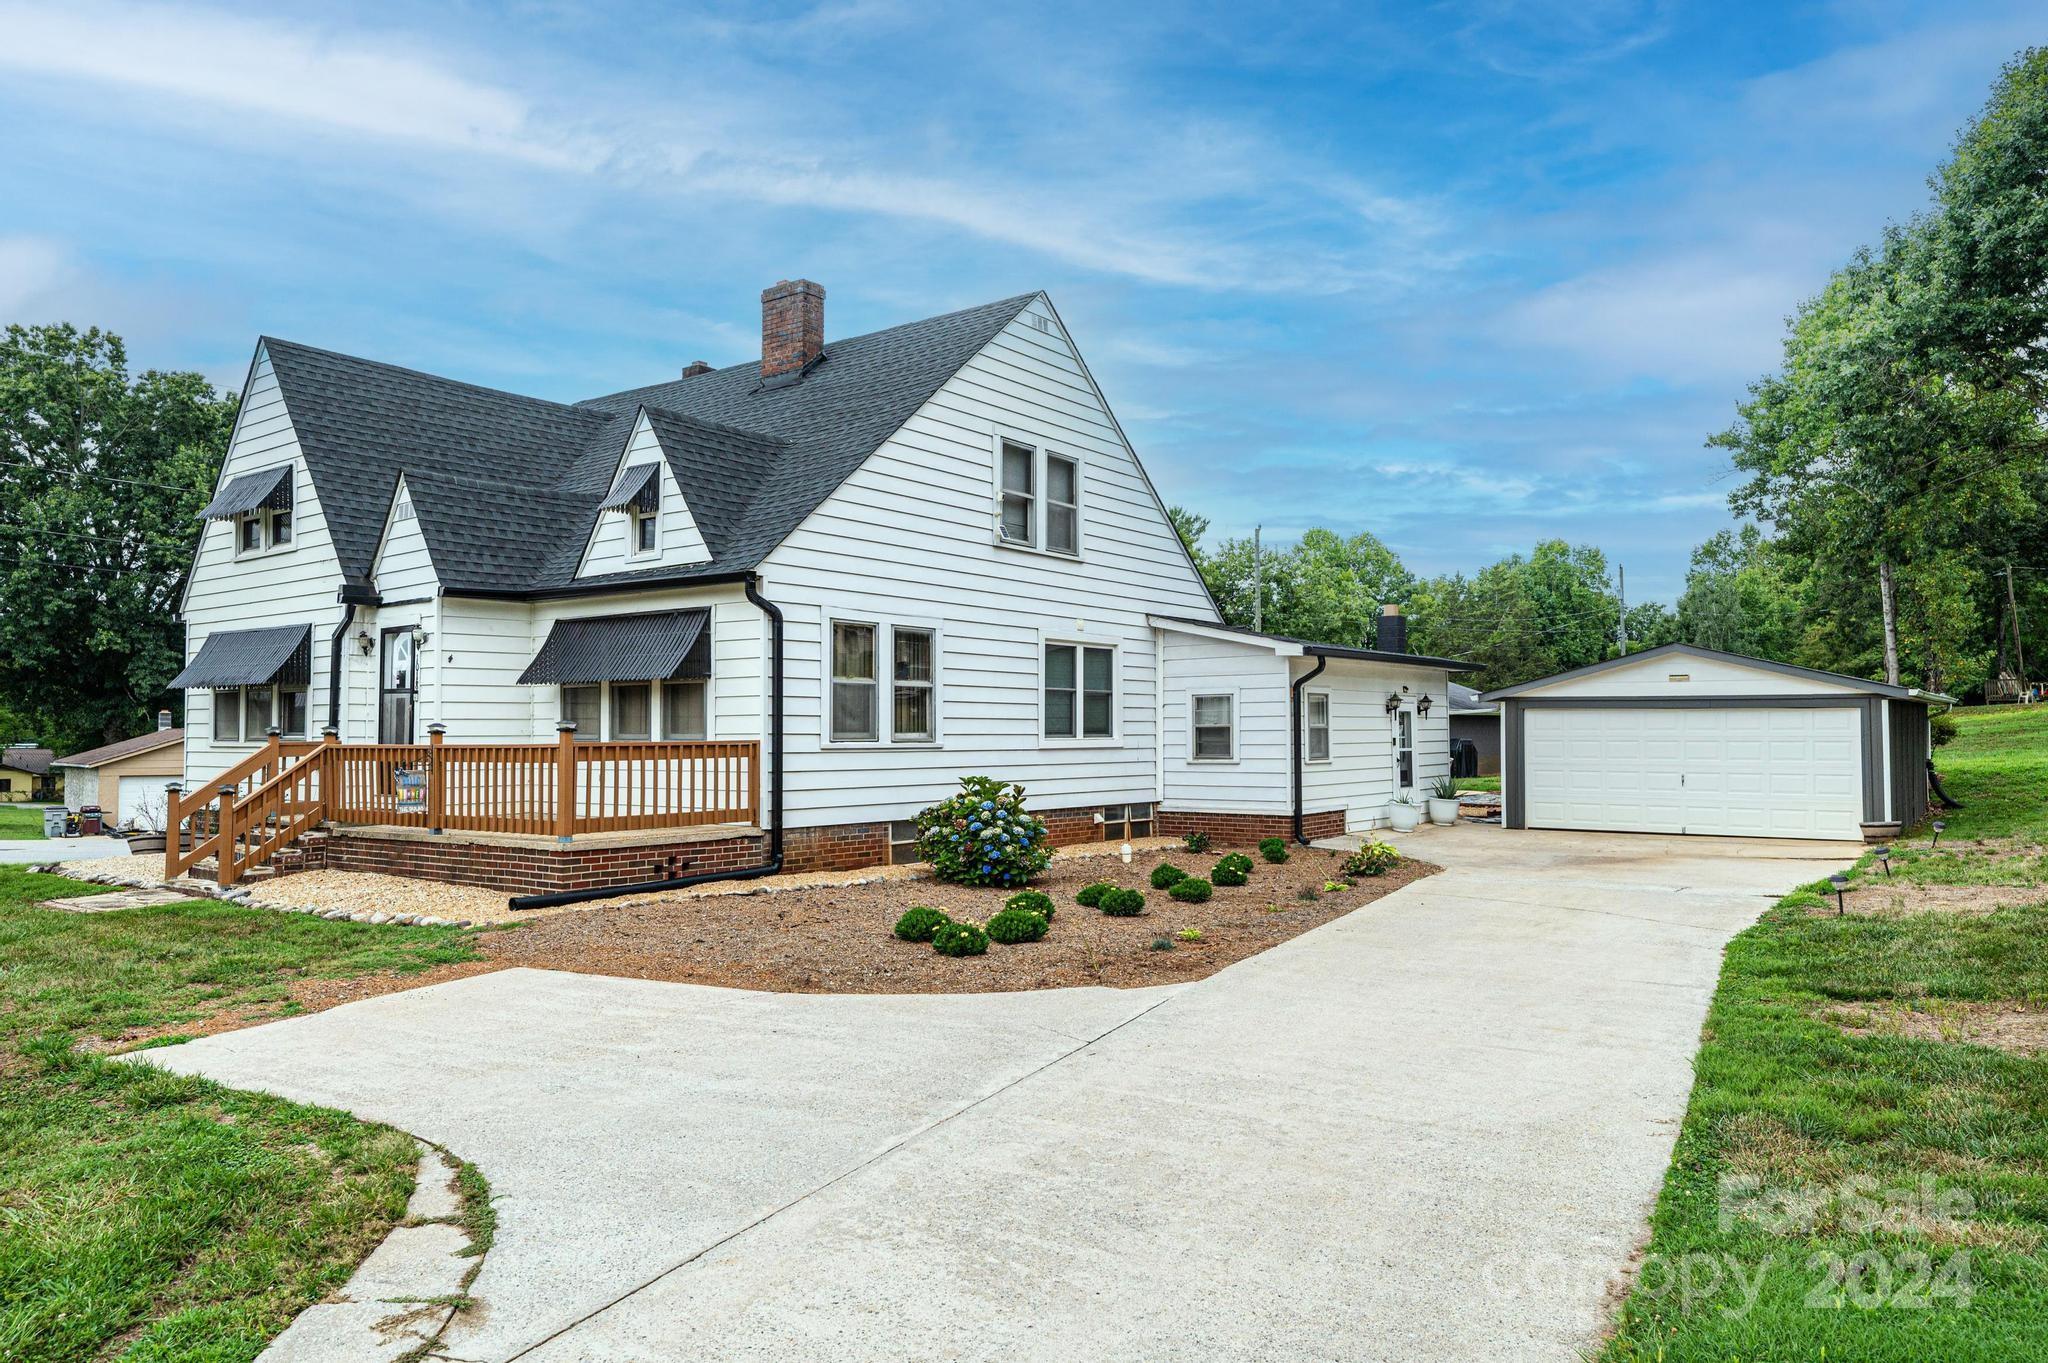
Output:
0 452 208 496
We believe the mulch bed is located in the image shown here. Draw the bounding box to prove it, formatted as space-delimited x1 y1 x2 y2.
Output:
474 843 1438 993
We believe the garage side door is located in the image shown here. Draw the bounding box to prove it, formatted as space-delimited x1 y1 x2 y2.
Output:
1523 707 1864 840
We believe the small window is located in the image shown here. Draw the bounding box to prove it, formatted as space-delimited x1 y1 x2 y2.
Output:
831 621 878 742
1192 694 1234 760
612 682 652 740
891 627 935 742
0 778 10 794
1101 803 1155 841
238 515 263 553
213 688 241 743
1045 643 1114 739
1306 692 1331 762
662 680 706 739
889 819 920 865
561 685 601 741
270 508 292 545
244 684 275 737
999 441 1034 545
279 686 309 739
1046 454 1078 555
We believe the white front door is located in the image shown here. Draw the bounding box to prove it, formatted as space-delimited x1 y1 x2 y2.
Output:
1394 708 1415 790
1522 706 1864 840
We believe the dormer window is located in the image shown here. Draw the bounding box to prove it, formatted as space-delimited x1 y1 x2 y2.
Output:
200 465 296 556
599 463 662 559
633 503 658 555
994 436 1081 558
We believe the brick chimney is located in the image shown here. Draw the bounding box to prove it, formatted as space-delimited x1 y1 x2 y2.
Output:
1377 604 1408 654
760 279 825 383
157 708 173 731
681 360 713 378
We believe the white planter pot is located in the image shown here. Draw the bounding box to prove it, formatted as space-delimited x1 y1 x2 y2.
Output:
1386 803 1422 832
1426 798 1460 826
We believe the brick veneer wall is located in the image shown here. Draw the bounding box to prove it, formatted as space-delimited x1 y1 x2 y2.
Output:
1157 807 1347 845
309 830 767 896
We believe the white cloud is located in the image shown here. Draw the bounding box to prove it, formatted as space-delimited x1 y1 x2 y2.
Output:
0 235 70 314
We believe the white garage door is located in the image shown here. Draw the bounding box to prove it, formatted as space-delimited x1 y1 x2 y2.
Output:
116 777 177 832
1523 706 1864 840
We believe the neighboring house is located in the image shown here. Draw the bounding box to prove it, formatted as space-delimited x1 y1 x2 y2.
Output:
1449 682 1500 776
54 714 186 830
0 745 58 803
175 283 1466 886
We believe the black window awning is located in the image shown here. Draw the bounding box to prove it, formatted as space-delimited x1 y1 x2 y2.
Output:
517 609 710 686
199 466 294 521
170 624 312 689
598 463 660 514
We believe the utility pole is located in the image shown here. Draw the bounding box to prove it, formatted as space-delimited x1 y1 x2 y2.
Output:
1252 525 1263 633
1617 565 1628 656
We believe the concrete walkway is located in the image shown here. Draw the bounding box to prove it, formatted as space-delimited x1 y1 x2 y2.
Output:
0 834 130 864
139 825 1853 1362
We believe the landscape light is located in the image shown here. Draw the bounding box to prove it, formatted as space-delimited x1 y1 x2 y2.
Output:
1119 842 1133 865
1873 846 1892 878
1931 820 1946 850
1828 872 1849 916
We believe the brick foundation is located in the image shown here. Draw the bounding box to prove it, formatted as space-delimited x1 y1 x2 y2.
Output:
1157 807 1347 845
303 828 767 896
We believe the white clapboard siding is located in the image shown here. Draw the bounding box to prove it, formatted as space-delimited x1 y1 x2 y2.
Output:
371 477 438 600
181 345 347 784
759 294 1216 828
1159 633 1293 814
1296 658 1453 830
576 413 712 579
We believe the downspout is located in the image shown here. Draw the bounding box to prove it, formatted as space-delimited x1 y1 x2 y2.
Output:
327 603 356 735
1290 654 1327 845
508 572 785 910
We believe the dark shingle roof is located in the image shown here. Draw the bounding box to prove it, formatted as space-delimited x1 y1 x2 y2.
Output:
55 729 185 768
1 747 55 775
257 293 1036 597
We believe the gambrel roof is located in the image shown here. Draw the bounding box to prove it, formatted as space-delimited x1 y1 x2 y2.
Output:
257 293 1037 597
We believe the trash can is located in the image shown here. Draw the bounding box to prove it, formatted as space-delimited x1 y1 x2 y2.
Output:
78 806 103 836
42 806 66 838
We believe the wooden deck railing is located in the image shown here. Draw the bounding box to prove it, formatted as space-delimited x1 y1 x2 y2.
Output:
169 728 760 887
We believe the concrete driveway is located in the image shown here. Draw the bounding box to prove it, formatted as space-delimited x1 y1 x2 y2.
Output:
141 825 1853 1362
0 834 130 864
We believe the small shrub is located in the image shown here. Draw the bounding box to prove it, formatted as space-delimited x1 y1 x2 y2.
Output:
892 906 951 942
986 908 1049 944
1149 936 1175 952
1343 842 1402 878
1176 927 1203 943
1150 863 1188 890
1076 881 1115 908
1258 837 1289 864
1210 853 1252 887
913 775 1053 888
1004 890 1055 920
1169 877 1213 904
932 921 990 957
1099 888 1147 916
1932 711 1960 746
1295 886 1320 902
1182 830 1211 854
1322 880 1347 893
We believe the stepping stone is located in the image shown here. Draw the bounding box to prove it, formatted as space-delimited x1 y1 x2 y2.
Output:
39 887 196 913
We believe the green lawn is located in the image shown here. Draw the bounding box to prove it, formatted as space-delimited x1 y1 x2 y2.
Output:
1455 775 1500 793
0 803 49 838
0 867 486 1362
1601 705 2048 1362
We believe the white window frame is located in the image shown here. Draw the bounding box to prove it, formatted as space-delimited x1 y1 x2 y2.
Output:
208 681 310 744
1188 691 1238 763
627 504 660 560
230 467 296 558
825 618 942 748
560 684 602 742
1305 690 1332 764
1041 639 1117 746
658 678 708 741
992 430 1083 560
889 625 938 744
828 618 881 745
610 681 654 740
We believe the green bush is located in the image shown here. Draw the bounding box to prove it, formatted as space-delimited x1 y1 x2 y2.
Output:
1932 710 1960 746
1168 877 1213 903
1076 881 1115 907
1182 830 1211 853
1176 926 1203 943
1210 853 1252 887
986 908 1050 944
892 906 951 942
1004 890 1055 919
1258 837 1289 864
1149 862 1188 890
932 921 990 956
913 776 1053 888
1342 842 1402 877
1099 888 1147 916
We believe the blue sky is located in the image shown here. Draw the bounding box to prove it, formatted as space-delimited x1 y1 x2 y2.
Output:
0 1 2037 601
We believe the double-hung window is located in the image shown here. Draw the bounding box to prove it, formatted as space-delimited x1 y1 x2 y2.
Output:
561 685 601 741
1045 643 1114 739
611 682 653 740
662 681 706 739
1305 692 1331 762
214 689 241 743
995 438 1081 556
831 622 879 742
1191 694 1235 761
892 627 935 741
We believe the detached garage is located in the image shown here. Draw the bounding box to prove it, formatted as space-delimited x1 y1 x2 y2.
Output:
1483 644 1950 842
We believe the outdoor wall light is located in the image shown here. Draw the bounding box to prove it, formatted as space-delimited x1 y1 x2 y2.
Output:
1873 846 1893 878
1931 820 1946 850
354 629 374 655
1383 694 1401 716
1416 694 1434 717
1828 872 1850 916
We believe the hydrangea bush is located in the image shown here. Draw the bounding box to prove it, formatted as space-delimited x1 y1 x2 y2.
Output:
914 776 1053 888
1343 842 1403 877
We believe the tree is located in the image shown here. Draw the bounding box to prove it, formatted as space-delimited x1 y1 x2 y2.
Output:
0 325 236 751
1408 540 1618 690
1166 505 1209 566
1192 526 1414 647
1675 526 1804 659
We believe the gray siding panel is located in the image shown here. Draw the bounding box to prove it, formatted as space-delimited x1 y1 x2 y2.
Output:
1889 700 1931 828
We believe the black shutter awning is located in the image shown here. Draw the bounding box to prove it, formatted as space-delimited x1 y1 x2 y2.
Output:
517 609 710 685
598 463 660 514
170 624 313 689
199 466 294 521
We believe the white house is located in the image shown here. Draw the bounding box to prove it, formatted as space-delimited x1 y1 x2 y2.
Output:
174 283 1465 891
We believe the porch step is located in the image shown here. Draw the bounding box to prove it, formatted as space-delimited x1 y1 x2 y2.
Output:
186 859 280 885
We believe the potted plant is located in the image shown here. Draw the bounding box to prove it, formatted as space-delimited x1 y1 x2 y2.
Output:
1425 776 1461 826
1386 793 1423 833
